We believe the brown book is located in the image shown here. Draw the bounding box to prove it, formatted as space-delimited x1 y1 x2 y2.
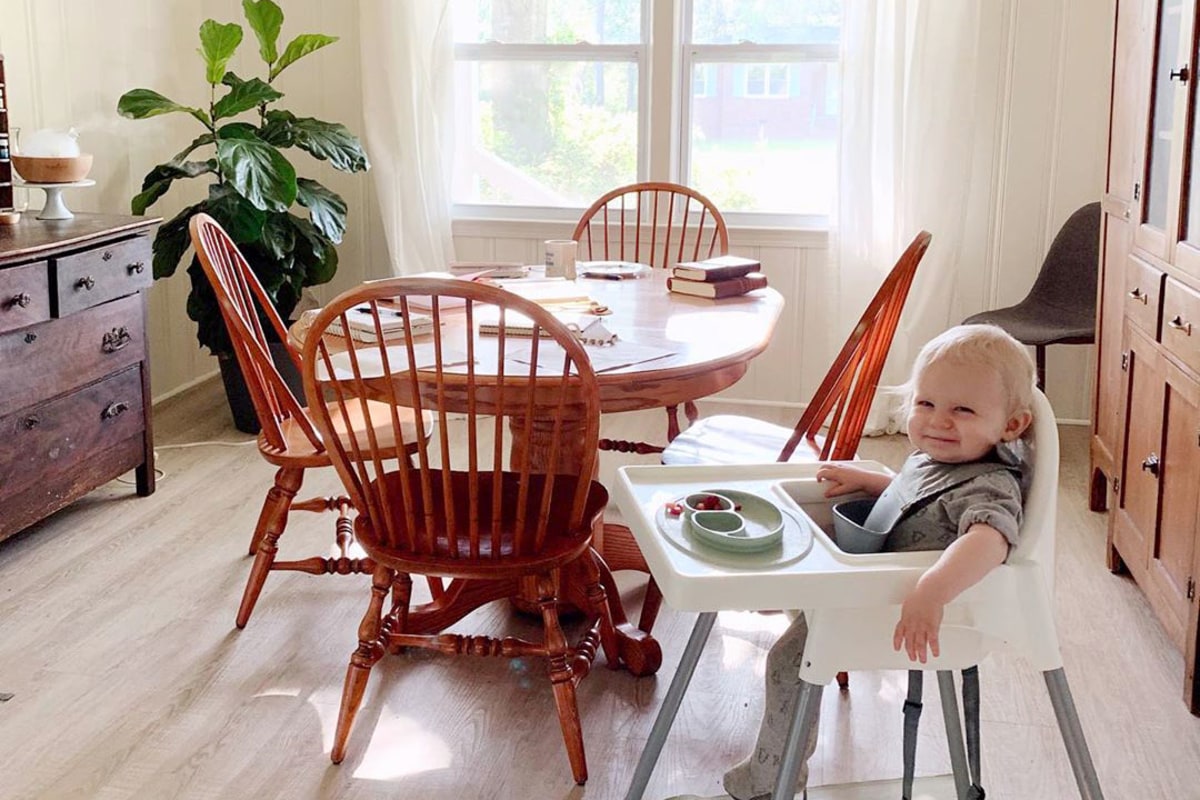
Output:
668 272 769 298
671 254 761 282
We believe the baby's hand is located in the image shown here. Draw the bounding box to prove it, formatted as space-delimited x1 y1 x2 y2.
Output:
893 584 946 663
815 464 876 497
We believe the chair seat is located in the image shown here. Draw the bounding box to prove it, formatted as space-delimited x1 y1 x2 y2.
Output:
258 399 432 467
963 301 1094 346
661 415 824 466
356 470 609 578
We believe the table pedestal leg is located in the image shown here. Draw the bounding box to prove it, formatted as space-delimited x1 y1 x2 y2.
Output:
624 611 717 800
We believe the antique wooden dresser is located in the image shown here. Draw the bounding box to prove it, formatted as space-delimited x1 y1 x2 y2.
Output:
0 214 158 543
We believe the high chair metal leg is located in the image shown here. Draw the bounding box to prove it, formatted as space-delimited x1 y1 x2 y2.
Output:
623 611 718 800
936 671 971 800
1044 668 1104 799
772 679 823 800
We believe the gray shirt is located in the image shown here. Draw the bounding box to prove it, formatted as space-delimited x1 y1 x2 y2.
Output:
864 441 1030 555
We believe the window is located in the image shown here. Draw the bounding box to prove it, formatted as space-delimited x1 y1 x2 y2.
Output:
451 0 841 222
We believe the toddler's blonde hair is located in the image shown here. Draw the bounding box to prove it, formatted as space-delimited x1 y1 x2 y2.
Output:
910 324 1036 421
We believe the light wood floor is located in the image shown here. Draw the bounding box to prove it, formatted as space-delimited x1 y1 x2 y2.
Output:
1 380 1198 800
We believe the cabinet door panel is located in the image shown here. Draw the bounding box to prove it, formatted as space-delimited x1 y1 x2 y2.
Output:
1113 326 1165 577
1149 360 1200 648
1138 0 1191 260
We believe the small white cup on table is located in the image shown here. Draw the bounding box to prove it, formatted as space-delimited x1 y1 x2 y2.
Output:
544 239 577 279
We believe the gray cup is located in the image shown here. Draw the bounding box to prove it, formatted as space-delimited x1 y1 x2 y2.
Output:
831 498 889 554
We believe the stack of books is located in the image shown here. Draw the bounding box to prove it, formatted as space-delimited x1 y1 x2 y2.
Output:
329 304 435 343
667 255 768 298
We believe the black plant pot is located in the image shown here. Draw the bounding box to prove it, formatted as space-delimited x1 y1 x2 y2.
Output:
217 343 305 434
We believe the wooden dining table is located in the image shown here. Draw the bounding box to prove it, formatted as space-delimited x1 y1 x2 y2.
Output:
295 267 784 676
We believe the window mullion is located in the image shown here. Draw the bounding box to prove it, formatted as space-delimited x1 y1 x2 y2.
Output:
454 42 642 61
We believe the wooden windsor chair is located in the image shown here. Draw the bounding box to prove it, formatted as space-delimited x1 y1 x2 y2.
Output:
302 277 618 784
648 231 934 662
189 213 432 628
572 181 730 454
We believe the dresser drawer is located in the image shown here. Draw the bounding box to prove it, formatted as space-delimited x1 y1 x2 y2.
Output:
52 236 152 317
1162 277 1200 375
0 261 51 333
1124 256 1165 337
0 292 144 417
0 366 144 506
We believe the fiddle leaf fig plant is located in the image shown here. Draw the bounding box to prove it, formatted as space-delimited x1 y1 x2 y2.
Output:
117 0 368 355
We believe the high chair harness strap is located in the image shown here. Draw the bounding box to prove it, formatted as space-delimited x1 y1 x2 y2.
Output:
901 666 985 800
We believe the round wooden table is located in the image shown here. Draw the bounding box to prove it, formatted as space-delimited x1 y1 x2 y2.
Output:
295 269 784 675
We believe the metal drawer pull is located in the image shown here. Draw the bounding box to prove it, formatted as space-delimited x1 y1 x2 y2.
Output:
22 415 41 430
23 332 36 344
8 292 32 309
102 326 132 353
1141 453 1160 477
1167 315 1192 335
101 401 130 421
1128 287 1148 304
102 250 113 261
77 276 96 291
127 261 145 275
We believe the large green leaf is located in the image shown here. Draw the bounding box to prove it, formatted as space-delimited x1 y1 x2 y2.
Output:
207 183 268 243
258 109 296 147
296 178 347 244
288 215 338 285
216 137 297 212
212 76 282 121
152 203 205 279
199 20 244 84
216 122 259 140
280 113 369 172
270 33 338 81
117 89 210 127
132 160 216 215
261 213 297 261
242 0 284 65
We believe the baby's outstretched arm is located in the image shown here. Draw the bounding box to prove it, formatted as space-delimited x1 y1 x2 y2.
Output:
893 523 1009 663
814 464 892 498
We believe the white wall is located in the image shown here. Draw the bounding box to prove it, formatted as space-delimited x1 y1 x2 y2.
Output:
0 0 1113 421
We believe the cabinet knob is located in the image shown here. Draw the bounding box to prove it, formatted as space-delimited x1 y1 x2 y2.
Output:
9 292 32 309
1167 315 1192 336
77 275 96 291
101 401 130 421
1141 453 1160 477
127 261 145 275
102 250 113 261
101 326 132 353
1127 287 1148 304
21 415 41 431
1171 65 1190 82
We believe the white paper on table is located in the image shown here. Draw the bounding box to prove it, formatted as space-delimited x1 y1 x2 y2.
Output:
317 343 473 380
504 338 677 375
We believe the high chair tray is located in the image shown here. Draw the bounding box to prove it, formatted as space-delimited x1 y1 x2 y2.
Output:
614 462 947 613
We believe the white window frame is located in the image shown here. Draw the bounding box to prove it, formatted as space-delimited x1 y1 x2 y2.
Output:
451 1 839 230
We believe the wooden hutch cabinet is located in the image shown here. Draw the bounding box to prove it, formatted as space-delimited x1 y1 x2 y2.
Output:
0 214 158 544
1094 0 1200 712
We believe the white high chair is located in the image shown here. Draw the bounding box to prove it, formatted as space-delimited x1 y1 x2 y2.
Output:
773 389 1103 799
614 390 1104 800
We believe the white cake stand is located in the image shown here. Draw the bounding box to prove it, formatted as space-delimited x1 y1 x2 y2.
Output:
16 179 96 220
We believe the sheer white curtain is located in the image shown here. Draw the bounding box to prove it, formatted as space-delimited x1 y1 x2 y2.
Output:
835 0 1007 432
358 0 456 275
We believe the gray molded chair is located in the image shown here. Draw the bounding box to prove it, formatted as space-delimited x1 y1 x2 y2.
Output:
963 202 1101 389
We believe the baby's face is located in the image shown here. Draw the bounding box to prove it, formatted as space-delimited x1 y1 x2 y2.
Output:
906 358 1024 463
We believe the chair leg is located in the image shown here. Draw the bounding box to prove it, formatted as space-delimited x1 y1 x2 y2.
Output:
638 577 664 634
936 671 971 800
580 549 620 668
537 572 588 785
773 679 824 800
236 466 304 628
1043 668 1105 799
331 565 394 764
1036 345 1047 391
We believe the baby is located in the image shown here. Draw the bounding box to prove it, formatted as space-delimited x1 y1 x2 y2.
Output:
719 323 1037 800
